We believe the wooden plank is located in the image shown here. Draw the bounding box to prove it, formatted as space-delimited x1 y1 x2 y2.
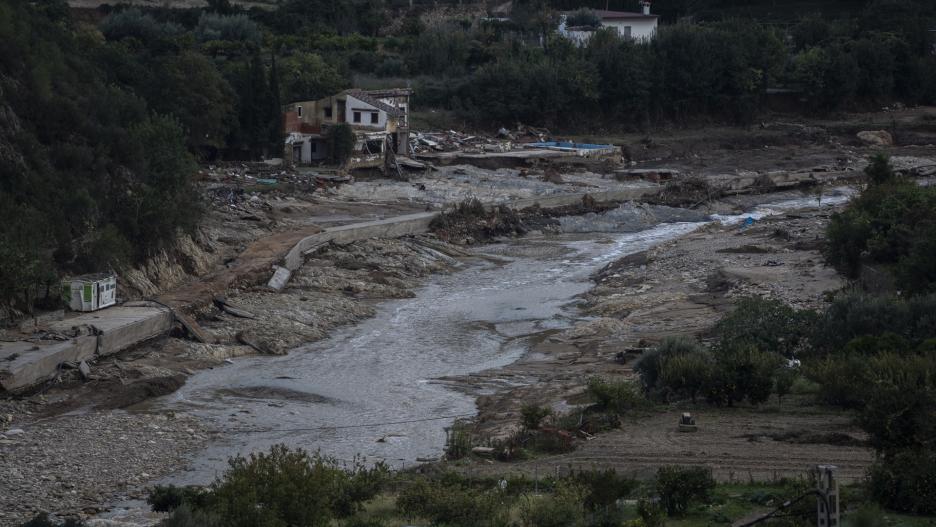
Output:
172 310 216 344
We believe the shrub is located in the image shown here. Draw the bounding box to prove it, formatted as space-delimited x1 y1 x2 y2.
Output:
868 448 936 514
711 297 817 359
519 483 586 527
825 175 936 292
636 498 666 527
774 367 796 405
654 466 715 515
864 153 895 186
328 123 357 165
586 377 645 414
634 336 702 393
397 478 508 527
856 352 936 452
521 404 551 430
569 469 638 510
198 445 387 527
445 424 473 460
194 12 261 43
809 293 936 357
659 351 711 403
807 353 869 407
704 346 781 406
566 8 601 29
147 485 209 512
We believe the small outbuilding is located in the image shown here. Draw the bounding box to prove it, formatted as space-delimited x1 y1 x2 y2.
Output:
62 274 117 312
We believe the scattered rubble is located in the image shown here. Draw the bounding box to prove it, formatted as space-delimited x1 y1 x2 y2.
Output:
0 411 208 525
410 125 551 155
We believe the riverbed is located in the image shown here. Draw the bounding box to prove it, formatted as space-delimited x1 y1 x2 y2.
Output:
147 188 854 485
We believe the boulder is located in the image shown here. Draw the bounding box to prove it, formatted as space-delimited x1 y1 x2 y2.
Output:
856 130 893 146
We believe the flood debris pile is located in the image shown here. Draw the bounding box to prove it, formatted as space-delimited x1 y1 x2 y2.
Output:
430 199 527 243
430 196 623 244
411 126 551 155
644 177 723 208
192 236 464 356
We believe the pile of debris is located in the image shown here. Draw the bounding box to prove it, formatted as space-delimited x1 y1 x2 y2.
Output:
644 176 723 208
200 161 351 192
200 161 302 186
410 125 552 155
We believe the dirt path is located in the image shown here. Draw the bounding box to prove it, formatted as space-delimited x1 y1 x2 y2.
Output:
156 224 324 314
475 408 873 483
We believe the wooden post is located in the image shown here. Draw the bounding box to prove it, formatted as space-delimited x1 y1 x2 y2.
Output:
816 465 840 527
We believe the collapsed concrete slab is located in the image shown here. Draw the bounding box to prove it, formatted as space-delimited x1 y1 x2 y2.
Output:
0 337 97 392
47 305 173 357
1 304 174 392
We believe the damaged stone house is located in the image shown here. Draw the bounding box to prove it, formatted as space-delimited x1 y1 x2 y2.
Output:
283 88 411 164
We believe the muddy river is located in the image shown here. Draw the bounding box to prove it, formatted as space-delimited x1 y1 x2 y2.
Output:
150 189 853 484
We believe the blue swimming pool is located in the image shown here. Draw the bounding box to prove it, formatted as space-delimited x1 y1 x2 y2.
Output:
527 141 613 149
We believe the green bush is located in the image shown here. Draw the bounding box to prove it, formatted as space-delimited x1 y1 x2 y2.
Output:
636 498 666 527
519 483 586 527
868 448 936 514
634 336 702 393
397 478 508 527
825 167 936 292
704 346 781 406
521 404 552 430
660 351 711 403
857 352 936 452
774 366 796 405
569 469 638 510
809 293 936 357
807 353 869 407
147 485 209 512
328 123 357 165
711 297 817 359
654 466 715 516
586 377 645 414
174 445 389 527
565 8 601 28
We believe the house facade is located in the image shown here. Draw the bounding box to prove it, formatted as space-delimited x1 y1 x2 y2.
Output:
283 88 411 165
559 3 658 45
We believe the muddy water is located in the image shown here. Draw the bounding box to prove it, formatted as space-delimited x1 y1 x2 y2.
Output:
152 189 852 484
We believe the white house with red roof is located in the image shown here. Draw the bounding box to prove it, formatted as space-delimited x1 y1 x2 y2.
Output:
559 1 659 44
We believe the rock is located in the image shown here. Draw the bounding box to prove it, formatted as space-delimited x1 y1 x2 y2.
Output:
4 428 25 436
856 130 893 146
268 266 291 291
78 361 91 380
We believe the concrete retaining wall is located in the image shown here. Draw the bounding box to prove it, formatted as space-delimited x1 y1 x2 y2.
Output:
282 212 437 271
271 187 659 290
